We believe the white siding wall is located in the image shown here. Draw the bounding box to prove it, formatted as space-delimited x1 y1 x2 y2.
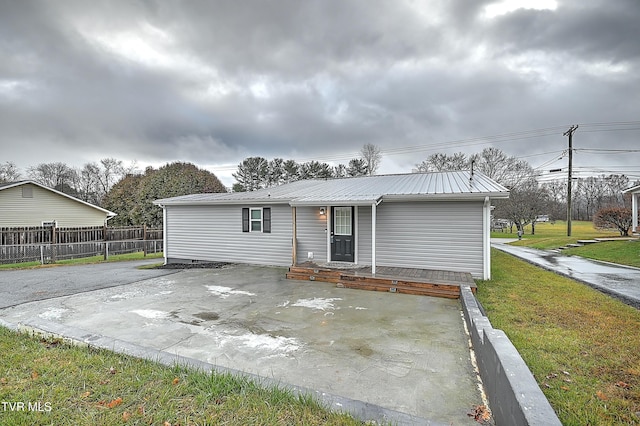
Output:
166 204 293 266
376 201 484 278
0 184 108 227
295 206 328 263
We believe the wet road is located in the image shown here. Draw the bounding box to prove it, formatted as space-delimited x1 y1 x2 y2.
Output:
492 243 640 308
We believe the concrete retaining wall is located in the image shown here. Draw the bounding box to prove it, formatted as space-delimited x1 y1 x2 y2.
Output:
461 286 562 426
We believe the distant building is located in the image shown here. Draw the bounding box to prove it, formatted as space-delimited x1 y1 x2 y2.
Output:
0 180 116 227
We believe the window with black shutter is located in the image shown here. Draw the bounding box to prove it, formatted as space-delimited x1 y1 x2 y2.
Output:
242 207 271 233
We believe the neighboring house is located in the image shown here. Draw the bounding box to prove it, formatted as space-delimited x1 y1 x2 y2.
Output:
154 171 509 280
0 180 116 227
623 184 640 233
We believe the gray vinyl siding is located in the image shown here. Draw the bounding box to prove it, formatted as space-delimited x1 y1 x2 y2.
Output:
376 201 483 277
0 184 109 227
356 206 372 265
295 206 327 263
165 204 292 266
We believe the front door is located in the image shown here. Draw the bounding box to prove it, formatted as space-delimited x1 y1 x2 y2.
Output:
331 206 354 262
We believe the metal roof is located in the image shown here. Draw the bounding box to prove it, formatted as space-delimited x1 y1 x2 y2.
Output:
154 171 509 206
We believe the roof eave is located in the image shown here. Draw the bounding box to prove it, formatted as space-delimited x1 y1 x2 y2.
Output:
289 197 383 207
382 192 510 202
154 198 293 207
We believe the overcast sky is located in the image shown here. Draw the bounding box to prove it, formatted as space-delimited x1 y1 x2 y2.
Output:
1 0 639 187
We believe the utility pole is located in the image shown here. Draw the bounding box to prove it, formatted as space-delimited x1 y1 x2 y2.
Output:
564 125 578 236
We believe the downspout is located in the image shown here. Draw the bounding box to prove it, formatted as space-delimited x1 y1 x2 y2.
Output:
483 196 491 280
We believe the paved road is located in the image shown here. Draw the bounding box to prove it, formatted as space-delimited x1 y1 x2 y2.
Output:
492 242 640 308
0 260 177 308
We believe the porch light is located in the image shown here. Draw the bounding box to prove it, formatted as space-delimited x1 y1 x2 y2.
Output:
319 208 326 215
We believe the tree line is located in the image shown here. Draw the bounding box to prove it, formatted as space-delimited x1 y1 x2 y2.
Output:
1 143 636 233
0 160 225 228
231 143 381 191
415 148 638 235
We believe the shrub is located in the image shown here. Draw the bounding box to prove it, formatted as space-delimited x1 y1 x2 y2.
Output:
593 207 632 236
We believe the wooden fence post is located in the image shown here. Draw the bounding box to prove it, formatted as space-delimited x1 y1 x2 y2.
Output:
51 225 57 263
143 224 147 257
103 223 108 261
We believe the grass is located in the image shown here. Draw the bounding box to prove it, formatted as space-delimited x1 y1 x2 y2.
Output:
0 251 163 270
0 327 362 425
476 249 640 425
492 220 621 250
563 240 640 268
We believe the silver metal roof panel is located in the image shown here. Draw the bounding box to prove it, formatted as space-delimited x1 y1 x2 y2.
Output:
154 171 509 206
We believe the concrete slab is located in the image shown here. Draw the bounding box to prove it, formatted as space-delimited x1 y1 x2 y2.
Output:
0 264 485 424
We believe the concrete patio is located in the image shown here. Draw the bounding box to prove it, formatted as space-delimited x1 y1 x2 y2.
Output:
0 263 486 424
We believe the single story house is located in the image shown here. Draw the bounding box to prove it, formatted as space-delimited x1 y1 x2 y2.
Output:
0 180 116 227
154 171 509 280
623 184 640 233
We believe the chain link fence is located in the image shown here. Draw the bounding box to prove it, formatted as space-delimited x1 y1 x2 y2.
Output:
0 240 163 265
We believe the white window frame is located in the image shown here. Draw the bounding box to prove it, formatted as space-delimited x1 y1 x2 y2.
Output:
250 207 263 232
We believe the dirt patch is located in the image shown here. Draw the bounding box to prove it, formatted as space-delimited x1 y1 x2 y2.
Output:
194 312 220 321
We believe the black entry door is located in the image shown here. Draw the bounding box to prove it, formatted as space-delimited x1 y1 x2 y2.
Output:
331 206 354 262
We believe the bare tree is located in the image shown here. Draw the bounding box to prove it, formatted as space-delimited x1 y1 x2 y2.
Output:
0 161 21 183
493 179 549 235
475 147 535 189
594 207 632 236
416 152 468 172
27 162 76 193
360 143 381 175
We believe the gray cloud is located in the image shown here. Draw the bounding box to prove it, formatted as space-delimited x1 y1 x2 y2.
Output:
1 0 639 186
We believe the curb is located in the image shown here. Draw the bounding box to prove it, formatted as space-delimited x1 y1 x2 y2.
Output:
460 286 562 426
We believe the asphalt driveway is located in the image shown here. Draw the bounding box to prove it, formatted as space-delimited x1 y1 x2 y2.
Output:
0 262 485 424
0 259 177 308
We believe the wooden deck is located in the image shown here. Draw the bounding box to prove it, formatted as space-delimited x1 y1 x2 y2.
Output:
286 263 476 299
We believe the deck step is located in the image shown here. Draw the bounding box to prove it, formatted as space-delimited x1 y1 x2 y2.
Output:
286 266 474 299
337 281 460 299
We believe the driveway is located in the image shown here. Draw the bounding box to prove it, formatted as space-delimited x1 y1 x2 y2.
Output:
0 263 484 425
0 259 177 308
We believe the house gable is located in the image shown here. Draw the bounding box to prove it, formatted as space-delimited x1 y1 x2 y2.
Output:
0 181 115 227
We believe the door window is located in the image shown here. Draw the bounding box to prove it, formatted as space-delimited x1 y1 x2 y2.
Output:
334 207 352 235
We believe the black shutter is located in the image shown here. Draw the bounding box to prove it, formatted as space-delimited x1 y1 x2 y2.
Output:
242 208 249 232
263 208 271 233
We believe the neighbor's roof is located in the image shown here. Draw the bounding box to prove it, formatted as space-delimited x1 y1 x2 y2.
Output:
154 171 509 206
0 180 117 217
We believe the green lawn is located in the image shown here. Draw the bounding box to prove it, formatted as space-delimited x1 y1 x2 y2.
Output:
477 249 640 425
493 220 621 250
0 327 362 425
563 240 640 268
0 251 163 270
